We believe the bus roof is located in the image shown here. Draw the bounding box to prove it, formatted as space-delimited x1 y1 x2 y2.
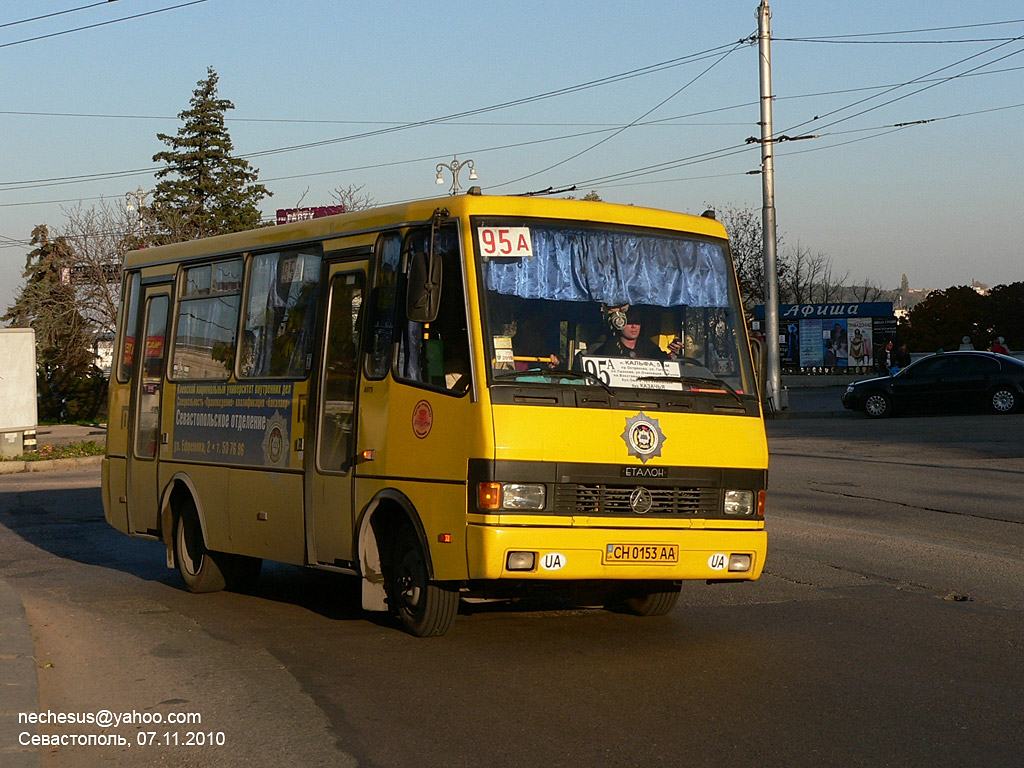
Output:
122 194 729 269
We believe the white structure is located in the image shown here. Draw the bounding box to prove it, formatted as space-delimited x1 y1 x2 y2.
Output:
0 329 38 457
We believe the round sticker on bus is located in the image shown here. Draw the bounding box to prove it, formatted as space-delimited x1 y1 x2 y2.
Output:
412 400 433 439
540 552 566 571
708 553 728 571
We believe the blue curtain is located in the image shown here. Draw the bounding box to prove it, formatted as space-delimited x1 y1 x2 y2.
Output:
481 227 730 308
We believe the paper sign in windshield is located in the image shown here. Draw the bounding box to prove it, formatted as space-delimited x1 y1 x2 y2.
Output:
580 356 683 389
478 226 533 259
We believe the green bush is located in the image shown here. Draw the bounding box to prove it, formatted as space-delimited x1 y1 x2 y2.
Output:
1 441 105 462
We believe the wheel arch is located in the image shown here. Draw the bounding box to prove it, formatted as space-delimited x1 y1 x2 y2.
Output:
356 489 433 612
159 473 209 571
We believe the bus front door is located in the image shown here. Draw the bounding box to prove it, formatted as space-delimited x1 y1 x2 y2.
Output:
308 268 366 567
127 288 171 536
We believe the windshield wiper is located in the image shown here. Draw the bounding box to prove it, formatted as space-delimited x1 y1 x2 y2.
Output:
493 367 616 395
636 374 745 406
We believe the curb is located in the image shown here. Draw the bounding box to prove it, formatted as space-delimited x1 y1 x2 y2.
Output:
769 409 856 421
0 456 103 476
0 575 41 767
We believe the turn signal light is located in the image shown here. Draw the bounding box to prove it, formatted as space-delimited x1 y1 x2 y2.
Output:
478 482 502 510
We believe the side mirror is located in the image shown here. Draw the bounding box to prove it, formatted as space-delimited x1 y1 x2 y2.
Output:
406 250 443 323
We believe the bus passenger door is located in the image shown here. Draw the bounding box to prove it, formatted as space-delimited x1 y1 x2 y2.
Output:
309 267 366 566
127 288 171 535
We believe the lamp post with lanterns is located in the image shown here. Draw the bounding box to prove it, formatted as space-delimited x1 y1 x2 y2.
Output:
435 156 477 196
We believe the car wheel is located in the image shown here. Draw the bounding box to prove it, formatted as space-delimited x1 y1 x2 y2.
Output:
386 524 458 637
989 387 1018 414
863 391 892 418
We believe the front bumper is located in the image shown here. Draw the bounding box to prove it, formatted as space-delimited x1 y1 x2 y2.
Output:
466 523 766 581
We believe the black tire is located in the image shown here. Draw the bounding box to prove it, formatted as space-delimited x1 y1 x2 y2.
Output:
173 499 226 593
386 524 458 637
613 581 682 616
989 387 1018 414
863 391 892 418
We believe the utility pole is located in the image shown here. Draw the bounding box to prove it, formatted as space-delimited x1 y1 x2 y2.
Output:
757 0 782 410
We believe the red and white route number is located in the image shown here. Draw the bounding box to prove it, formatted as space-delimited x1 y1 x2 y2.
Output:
477 227 533 259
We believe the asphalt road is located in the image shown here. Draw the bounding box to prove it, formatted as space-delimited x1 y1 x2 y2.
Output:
1 411 1022 767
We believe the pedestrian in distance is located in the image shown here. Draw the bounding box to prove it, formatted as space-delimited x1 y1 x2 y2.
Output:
990 336 1009 355
894 342 911 371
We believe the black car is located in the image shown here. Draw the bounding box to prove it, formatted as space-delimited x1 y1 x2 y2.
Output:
842 351 1024 418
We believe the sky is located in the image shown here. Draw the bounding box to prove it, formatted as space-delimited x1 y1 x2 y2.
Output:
2 0 1023 320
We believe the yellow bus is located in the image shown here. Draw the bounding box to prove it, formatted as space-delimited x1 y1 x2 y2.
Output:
102 192 768 636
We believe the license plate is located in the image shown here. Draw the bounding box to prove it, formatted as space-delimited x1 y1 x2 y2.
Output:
604 543 679 564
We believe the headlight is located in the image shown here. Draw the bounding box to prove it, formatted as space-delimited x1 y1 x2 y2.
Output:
846 384 855 394
724 489 754 515
477 482 546 511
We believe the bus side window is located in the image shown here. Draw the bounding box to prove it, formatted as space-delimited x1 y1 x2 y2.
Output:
172 259 243 380
117 272 141 383
397 226 471 394
366 233 401 379
240 249 322 379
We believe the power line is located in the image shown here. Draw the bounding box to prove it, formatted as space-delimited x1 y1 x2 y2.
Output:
784 37 1024 135
0 1 115 30
238 44 746 161
0 42 748 191
0 0 210 50
775 18 1024 42
493 36 752 190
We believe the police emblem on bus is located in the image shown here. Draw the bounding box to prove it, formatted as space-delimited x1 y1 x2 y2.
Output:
621 411 666 464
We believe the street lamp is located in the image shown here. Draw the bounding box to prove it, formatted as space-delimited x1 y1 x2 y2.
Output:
435 156 477 196
125 186 151 239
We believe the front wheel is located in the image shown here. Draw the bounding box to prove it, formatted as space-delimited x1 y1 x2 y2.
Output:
989 387 1018 414
611 581 682 616
386 525 458 637
863 391 892 418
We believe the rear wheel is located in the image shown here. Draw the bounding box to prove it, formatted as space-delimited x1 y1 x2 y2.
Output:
386 524 458 637
173 499 226 593
989 387 1017 414
863 391 892 418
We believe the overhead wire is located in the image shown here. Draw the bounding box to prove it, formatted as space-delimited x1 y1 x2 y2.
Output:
0 1 116 30
0 0 210 50
1 18 1022 241
493 34 754 191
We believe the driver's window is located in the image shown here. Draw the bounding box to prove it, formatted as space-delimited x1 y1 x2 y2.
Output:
396 227 471 394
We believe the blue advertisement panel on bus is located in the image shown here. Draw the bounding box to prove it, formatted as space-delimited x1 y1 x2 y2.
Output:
172 382 293 468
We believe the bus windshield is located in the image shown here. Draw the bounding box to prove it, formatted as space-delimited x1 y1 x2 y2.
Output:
476 220 754 397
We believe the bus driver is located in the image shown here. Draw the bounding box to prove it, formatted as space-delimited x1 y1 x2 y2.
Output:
588 305 683 361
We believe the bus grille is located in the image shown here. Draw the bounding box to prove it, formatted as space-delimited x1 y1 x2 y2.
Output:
553 484 720 517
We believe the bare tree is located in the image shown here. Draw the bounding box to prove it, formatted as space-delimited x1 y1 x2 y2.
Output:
780 244 849 304
59 200 132 337
330 183 376 212
814 258 849 304
712 204 770 311
847 280 884 303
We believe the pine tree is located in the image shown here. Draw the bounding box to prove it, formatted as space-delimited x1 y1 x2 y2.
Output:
3 225 100 419
151 67 270 240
